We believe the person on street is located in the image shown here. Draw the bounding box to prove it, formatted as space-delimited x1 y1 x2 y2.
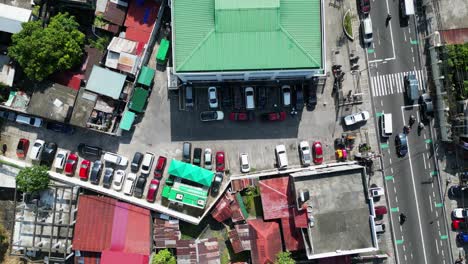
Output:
399 213 407 224
404 125 410 134
409 115 416 126
418 122 425 130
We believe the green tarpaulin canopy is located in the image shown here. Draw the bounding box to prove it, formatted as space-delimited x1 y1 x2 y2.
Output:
137 66 155 86
119 110 135 131
168 159 215 187
128 87 149 113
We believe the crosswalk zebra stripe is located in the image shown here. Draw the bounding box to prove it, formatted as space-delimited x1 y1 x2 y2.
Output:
370 69 425 97
379 75 384 96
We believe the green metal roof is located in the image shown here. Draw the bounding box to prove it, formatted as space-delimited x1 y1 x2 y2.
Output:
128 87 149 113
156 39 170 64
119 110 135 131
85 66 126 99
161 185 208 208
173 0 322 72
137 66 155 86
168 159 215 187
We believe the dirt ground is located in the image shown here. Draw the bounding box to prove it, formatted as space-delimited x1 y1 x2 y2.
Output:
0 195 24 264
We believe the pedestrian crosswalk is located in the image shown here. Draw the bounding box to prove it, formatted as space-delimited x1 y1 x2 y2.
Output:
371 70 426 97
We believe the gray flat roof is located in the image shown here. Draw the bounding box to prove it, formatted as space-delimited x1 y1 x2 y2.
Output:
28 82 78 122
292 165 375 257
85 65 126 100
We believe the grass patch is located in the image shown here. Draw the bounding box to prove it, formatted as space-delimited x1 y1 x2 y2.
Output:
344 12 353 37
241 186 262 218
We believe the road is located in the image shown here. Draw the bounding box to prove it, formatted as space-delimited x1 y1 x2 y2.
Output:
365 0 453 263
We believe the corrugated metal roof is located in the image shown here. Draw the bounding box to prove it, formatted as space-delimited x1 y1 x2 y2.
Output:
85 65 126 99
280 217 304 251
100 250 149 264
173 0 322 72
120 110 135 130
0 3 31 34
259 176 291 220
124 0 159 44
128 87 149 113
211 193 233 222
137 66 155 86
154 218 181 248
248 219 282 264
103 2 127 26
440 28 468 45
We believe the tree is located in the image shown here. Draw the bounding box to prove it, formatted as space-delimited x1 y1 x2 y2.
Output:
8 13 85 81
16 165 50 193
152 249 176 264
275 251 295 264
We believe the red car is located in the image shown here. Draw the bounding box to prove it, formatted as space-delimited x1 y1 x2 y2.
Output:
452 219 468 230
374 206 387 216
312 141 323 164
216 151 225 172
262 112 286 121
153 156 167 178
64 153 78 176
16 138 30 158
146 179 160 202
79 160 91 180
229 112 254 121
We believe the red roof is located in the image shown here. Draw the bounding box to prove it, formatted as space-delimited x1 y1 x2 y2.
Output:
211 193 233 222
100 250 149 264
72 195 151 255
259 176 291 220
231 178 255 192
248 219 282 264
280 218 303 251
53 71 83 91
124 0 160 44
293 208 308 228
440 28 468 45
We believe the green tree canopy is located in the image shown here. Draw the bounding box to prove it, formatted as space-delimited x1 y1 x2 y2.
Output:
152 249 176 264
275 251 295 264
16 165 50 193
8 13 85 81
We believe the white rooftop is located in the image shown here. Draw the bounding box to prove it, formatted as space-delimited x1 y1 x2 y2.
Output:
0 3 31 34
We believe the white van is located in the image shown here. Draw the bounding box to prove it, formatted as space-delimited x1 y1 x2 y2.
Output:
245 87 255 110
103 152 128 166
361 17 373 44
381 113 393 137
401 0 415 16
275 145 288 170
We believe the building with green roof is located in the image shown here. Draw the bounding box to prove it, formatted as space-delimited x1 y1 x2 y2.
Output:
171 0 325 82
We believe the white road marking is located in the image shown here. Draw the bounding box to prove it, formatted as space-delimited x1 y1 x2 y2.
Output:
429 195 433 212
394 187 397 193
435 241 439 254
412 56 415 63
423 156 427 169
403 245 406 251
380 100 383 107
391 167 394 174
435 210 439 218
404 31 407 41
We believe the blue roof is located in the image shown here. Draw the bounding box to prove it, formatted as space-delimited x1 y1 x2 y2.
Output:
85 66 127 99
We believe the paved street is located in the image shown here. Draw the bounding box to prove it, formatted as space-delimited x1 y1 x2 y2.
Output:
367 0 452 263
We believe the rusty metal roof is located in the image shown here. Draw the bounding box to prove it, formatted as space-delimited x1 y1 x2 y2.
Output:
259 176 292 220
440 28 468 45
248 219 283 264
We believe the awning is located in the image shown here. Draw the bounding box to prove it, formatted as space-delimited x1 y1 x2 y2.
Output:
128 87 149 113
136 66 155 87
120 110 135 131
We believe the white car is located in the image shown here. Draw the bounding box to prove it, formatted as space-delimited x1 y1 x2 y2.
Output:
103 152 128 166
452 208 468 219
245 87 255 110
369 187 384 198
29 139 45 161
298 141 311 166
123 173 137 195
344 111 370 126
281 85 291 107
239 153 250 173
54 150 68 169
208 87 218 109
140 152 155 175
204 148 212 170
275 144 288 169
112 170 126 191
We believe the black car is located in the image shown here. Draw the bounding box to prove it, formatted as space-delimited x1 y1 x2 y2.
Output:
134 176 147 198
200 111 223 121
78 143 102 160
40 142 57 166
131 152 143 172
46 122 75 134
257 87 267 110
102 168 114 188
395 133 408 157
295 87 304 110
211 172 224 196
449 185 468 199
90 160 103 184
182 142 192 163
0 110 17 121
419 93 434 121
306 80 317 109
193 148 202 166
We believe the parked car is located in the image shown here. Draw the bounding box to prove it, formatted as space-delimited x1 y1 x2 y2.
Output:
41 142 58 166
275 144 288 170
359 0 371 15
452 219 468 230
457 232 468 244
140 152 155 175
0 110 16 121
131 152 143 172
361 17 373 44
79 160 91 180
103 152 128 166
46 122 74 134
374 206 388 216
262 112 286 121
200 111 224 121
449 185 468 199
185 86 194 109
239 153 250 173
369 187 385 198
257 87 267 109
182 142 192 163
15 115 43 127
216 151 225 172
54 150 68 170
452 208 468 219
419 93 434 120
102 168 114 188
306 80 318 109
204 149 212 170
229 112 254 121
134 176 147 198
375 223 385 234
312 141 323 164
64 153 78 175
395 133 408 157
295 88 304 110
211 172 224 196
193 148 202 166
245 87 255 110
78 143 102 159
208 87 218 109
146 179 160 202
153 156 167 178
90 160 103 184
29 139 45 161
298 141 311 166
123 173 137 195
112 170 126 191
281 85 291 106
344 111 370 126
16 138 29 159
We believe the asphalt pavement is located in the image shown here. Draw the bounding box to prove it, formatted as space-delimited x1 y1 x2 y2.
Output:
366 0 453 263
